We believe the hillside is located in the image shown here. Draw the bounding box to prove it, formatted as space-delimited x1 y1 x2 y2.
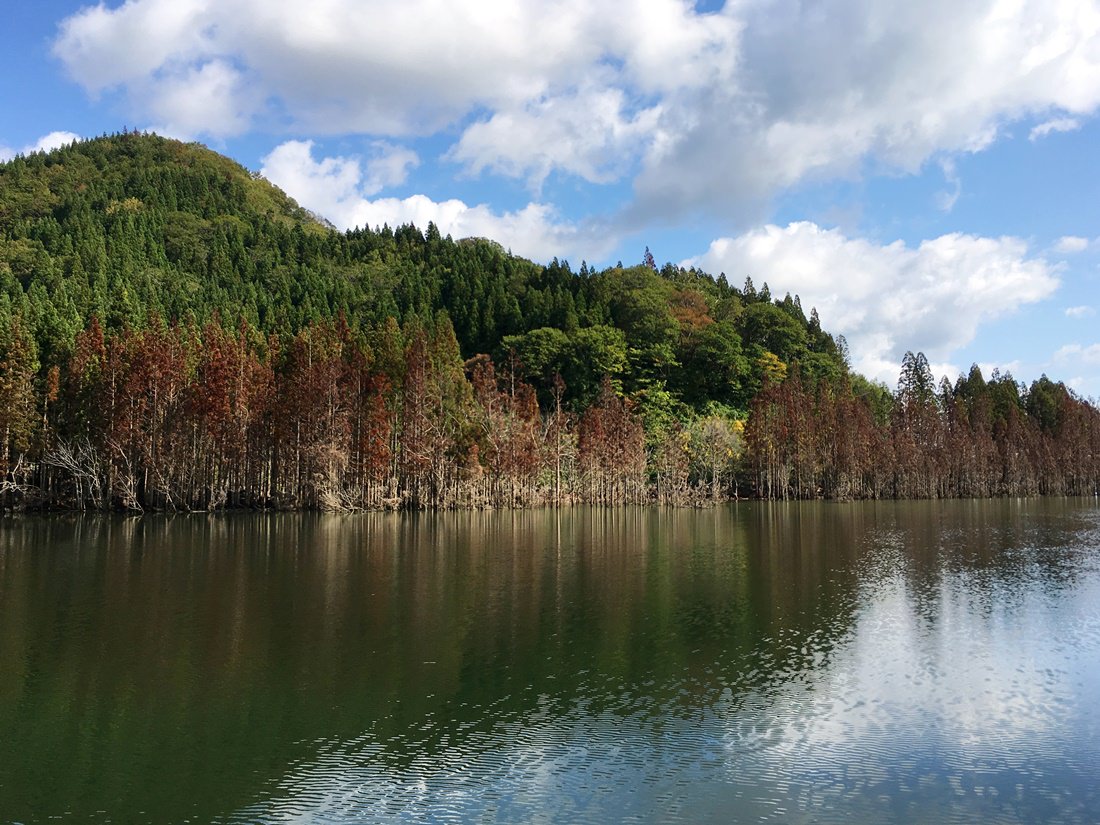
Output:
0 131 846 408
0 132 1097 510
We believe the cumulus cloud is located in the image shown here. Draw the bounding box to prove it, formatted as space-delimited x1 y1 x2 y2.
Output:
363 142 420 195
260 140 610 262
625 0 1100 225
1065 305 1096 318
1054 235 1090 253
52 0 1100 224
0 130 81 162
448 84 663 191
53 0 212 93
976 359 1023 379
25 131 81 153
1029 117 1082 140
1055 343 1100 364
145 61 257 140
54 0 718 138
1053 343 1100 397
686 222 1060 385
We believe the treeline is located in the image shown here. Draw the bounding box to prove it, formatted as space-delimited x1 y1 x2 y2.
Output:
748 352 1100 499
3 312 1097 512
0 313 739 510
1 132 1098 510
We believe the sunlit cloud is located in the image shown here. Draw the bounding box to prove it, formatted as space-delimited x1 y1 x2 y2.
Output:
51 0 1100 227
1029 117 1082 141
1052 343 1100 397
0 130 81 161
1054 235 1090 254
687 222 1060 385
1055 342 1100 365
260 139 614 262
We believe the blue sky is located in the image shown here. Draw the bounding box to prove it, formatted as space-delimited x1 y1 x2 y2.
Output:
2 0 1099 395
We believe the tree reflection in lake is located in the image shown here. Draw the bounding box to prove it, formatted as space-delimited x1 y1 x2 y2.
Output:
1 500 1098 823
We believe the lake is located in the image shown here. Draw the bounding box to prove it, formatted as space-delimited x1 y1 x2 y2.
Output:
1 500 1099 823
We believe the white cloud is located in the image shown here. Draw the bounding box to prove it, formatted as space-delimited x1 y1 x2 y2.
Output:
146 60 257 140
261 140 361 222
363 142 419 196
52 0 1100 224
0 131 81 162
1065 305 1095 318
935 158 962 213
976 359 1023 379
1054 235 1090 253
1029 117 1081 140
26 131 81 153
53 0 212 93
686 222 1060 385
1052 343 1100 397
260 140 610 262
1055 343 1100 364
54 0 706 138
448 84 663 191
629 0 1100 224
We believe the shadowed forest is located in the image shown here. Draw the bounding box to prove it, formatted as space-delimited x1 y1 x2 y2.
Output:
1 133 1098 510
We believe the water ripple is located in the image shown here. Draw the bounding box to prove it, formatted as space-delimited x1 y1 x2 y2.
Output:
224 504 1100 824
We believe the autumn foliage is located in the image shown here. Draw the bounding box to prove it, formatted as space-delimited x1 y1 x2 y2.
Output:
2 135 1099 509
744 353 1100 500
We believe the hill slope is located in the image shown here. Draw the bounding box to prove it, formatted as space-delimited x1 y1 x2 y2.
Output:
0 132 845 409
0 133 1097 511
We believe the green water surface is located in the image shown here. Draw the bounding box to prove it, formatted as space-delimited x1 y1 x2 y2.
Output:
1 501 1098 823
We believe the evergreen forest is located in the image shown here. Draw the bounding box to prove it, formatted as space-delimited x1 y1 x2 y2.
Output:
1 132 1097 510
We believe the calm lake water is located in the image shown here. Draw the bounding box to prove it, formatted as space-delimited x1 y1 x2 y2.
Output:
1 500 1099 823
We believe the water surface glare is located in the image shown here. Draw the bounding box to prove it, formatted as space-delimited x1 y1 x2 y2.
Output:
1 500 1099 823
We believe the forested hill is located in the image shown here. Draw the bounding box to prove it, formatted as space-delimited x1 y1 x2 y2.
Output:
0 131 844 409
1 132 1098 511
